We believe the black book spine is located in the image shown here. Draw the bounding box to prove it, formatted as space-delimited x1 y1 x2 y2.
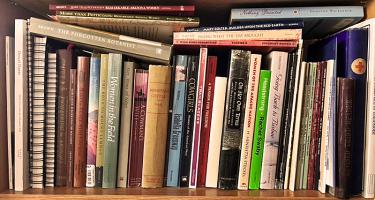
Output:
218 50 250 190
179 56 199 187
275 53 297 189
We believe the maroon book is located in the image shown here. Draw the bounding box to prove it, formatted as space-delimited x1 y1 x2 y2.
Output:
127 69 148 187
49 4 195 16
197 56 217 187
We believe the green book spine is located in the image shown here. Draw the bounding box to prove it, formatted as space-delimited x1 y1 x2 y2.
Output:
248 70 271 189
102 53 123 188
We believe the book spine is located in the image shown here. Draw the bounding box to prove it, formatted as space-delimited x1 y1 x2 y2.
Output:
335 78 354 199
102 54 123 188
173 29 302 41
55 49 71 186
73 56 90 188
218 50 251 190
95 54 108 187
86 55 101 187
14 19 29 191
249 70 271 189
128 69 148 187
27 20 33 189
173 39 299 49
142 65 172 188
117 61 136 188
29 18 171 64
238 54 261 190
189 48 208 188
179 56 199 187
66 68 77 187
260 51 288 189
197 56 218 187
166 56 188 187
205 77 227 188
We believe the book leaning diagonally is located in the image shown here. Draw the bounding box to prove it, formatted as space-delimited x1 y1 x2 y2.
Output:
28 17 172 64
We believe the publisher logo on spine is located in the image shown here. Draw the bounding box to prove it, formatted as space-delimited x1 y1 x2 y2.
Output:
351 58 366 75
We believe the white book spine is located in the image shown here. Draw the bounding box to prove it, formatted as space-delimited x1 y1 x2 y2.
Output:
260 51 288 189
205 77 227 188
288 62 307 191
237 54 261 190
14 19 30 191
117 62 135 188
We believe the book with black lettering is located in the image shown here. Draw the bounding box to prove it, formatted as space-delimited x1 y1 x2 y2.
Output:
179 55 199 187
218 50 251 190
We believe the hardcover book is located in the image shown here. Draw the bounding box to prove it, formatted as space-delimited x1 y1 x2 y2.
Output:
218 50 251 190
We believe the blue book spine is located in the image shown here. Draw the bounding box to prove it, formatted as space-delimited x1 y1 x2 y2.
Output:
337 28 368 195
166 55 188 187
186 21 304 32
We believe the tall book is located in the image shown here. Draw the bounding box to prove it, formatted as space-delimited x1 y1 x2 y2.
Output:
5 36 15 190
179 56 199 187
74 56 90 188
102 54 123 188
45 52 58 187
166 55 188 187
238 54 261 190
218 50 250 190
128 69 148 187
205 77 227 188
86 54 101 187
95 54 108 187
335 78 355 199
197 56 218 187
14 19 29 191
189 48 208 188
249 70 271 189
117 61 136 188
28 17 172 64
142 65 172 188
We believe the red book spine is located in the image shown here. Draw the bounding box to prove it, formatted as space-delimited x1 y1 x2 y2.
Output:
197 56 217 187
173 39 298 48
128 69 148 187
73 57 90 188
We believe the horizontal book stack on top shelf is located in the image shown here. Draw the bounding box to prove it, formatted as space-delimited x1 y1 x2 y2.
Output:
1 0 375 199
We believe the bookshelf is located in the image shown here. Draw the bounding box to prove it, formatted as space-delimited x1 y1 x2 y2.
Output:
0 0 370 199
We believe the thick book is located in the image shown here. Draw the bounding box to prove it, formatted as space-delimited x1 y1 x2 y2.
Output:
335 78 355 199
249 70 271 189
74 56 90 188
95 54 108 187
51 11 199 43
218 50 251 190
230 6 364 38
49 4 195 16
179 56 199 187
128 69 148 187
5 36 15 190
205 77 227 188
66 68 77 187
55 49 72 186
117 61 136 188
238 54 261 190
142 65 172 188
260 51 288 189
28 17 172 64
336 28 368 195
166 55 188 187
102 54 123 188
45 52 57 187
14 19 29 191
86 54 101 187
173 40 299 50
197 56 218 187
189 48 208 188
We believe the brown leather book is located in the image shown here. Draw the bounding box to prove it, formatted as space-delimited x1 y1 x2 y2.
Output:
73 56 90 188
142 65 172 188
335 77 355 199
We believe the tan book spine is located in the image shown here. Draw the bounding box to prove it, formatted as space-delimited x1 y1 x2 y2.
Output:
142 65 172 188
73 57 90 188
